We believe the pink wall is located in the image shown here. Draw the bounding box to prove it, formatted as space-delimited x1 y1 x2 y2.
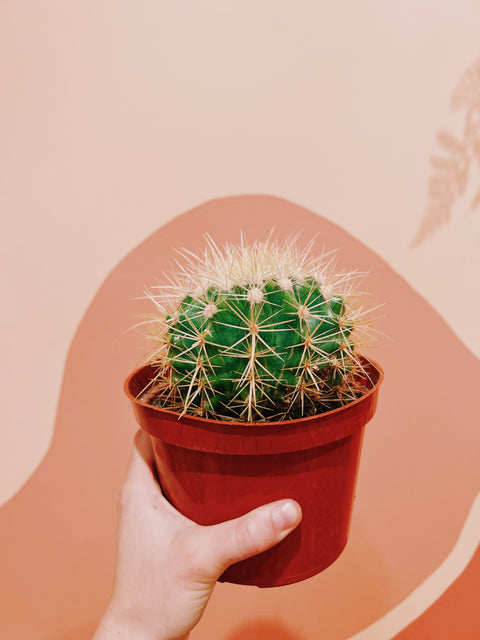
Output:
2 2 480 638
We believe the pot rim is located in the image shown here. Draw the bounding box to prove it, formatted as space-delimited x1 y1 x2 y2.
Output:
124 356 383 454
124 355 383 426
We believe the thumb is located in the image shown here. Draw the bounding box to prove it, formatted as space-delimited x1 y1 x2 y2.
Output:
194 499 302 580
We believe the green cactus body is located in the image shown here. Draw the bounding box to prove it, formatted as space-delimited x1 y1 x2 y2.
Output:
144 237 368 422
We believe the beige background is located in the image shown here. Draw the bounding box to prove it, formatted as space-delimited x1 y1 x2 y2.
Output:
1 0 479 511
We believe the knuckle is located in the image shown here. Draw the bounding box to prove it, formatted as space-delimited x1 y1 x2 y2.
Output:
236 517 260 557
116 483 135 512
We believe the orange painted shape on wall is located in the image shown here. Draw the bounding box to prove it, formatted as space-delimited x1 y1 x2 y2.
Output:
393 540 480 639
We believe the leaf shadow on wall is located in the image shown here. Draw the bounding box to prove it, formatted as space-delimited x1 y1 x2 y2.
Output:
222 619 302 640
412 54 480 246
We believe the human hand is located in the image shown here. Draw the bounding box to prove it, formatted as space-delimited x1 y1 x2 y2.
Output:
93 430 302 640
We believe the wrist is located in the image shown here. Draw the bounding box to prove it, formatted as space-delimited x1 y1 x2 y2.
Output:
93 603 189 640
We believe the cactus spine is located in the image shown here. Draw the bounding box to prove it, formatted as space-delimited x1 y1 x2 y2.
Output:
141 235 371 422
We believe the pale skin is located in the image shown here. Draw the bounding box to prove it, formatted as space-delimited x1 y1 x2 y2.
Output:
93 430 302 640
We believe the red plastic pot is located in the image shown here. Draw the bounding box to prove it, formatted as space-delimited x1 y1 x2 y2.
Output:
124 356 383 587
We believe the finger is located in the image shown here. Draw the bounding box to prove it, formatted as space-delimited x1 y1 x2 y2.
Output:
193 499 302 579
123 429 159 492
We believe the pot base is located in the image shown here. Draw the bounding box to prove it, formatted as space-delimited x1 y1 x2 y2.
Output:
219 536 349 587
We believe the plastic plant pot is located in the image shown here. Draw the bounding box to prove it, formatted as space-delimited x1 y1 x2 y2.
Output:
124 356 383 587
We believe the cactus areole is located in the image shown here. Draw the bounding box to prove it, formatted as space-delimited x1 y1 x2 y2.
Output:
125 235 383 586
139 235 375 423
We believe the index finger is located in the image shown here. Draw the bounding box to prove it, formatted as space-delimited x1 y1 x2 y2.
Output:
123 429 161 491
